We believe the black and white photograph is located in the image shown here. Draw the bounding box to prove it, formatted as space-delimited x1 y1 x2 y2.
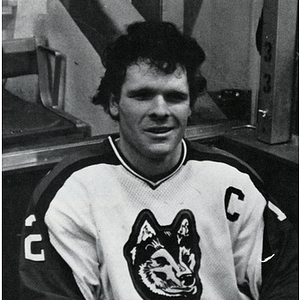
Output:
2 1 298 299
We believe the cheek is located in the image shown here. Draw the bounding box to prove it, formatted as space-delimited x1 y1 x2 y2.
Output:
119 101 148 122
174 105 191 122
118 107 142 132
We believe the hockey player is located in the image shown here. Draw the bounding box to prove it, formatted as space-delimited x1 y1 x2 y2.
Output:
19 21 297 299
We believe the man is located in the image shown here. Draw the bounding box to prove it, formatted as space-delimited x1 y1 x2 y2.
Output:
20 21 297 299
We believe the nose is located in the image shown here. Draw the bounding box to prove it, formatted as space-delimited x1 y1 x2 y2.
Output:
176 264 193 278
179 274 195 287
176 265 194 286
149 95 170 119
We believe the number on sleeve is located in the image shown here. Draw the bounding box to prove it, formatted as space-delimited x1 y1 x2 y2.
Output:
268 202 287 221
24 214 45 261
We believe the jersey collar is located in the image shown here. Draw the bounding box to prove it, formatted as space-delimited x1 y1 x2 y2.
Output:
108 136 187 188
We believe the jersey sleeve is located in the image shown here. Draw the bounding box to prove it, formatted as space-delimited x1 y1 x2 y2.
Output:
234 173 298 300
217 156 298 300
226 173 266 299
44 172 102 300
18 144 112 300
19 184 85 300
259 197 298 300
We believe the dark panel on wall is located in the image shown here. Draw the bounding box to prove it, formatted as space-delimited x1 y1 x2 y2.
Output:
60 0 121 58
184 0 203 36
132 0 161 21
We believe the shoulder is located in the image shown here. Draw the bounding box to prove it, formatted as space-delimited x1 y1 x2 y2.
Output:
33 137 119 217
185 139 264 187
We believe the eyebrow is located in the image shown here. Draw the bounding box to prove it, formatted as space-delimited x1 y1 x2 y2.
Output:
166 91 189 100
127 88 156 98
127 88 189 99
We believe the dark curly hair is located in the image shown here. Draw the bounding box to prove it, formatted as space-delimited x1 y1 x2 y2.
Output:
93 21 206 120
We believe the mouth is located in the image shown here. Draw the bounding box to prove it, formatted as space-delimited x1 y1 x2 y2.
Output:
163 283 197 295
145 126 174 134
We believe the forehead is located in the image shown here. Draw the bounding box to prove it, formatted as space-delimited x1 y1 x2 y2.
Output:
122 62 189 92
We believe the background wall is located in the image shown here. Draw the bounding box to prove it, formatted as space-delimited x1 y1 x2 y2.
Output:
193 1 263 90
3 0 263 135
4 0 143 136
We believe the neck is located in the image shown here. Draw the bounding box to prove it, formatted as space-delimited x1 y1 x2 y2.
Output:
115 139 183 180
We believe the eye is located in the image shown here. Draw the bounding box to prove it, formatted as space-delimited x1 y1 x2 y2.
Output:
154 257 169 266
165 92 189 103
127 89 155 101
135 93 153 101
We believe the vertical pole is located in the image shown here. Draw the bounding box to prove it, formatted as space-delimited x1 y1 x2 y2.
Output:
257 0 297 144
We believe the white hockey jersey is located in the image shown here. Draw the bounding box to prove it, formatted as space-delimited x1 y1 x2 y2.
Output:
19 136 298 300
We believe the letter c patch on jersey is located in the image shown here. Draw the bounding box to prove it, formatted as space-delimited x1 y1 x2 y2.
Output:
225 187 245 222
124 209 202 300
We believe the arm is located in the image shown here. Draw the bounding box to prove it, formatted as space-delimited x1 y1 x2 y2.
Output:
226 170 297 299
259 200 298 300
19 154 101 300
44 174 102 300
19 198 85 300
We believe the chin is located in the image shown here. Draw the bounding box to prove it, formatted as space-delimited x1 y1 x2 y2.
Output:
145 144 179 160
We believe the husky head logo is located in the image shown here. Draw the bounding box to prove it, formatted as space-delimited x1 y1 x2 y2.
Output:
124 209 202 300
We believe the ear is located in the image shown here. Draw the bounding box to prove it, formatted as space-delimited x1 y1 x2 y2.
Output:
178 218 190 237
136 220 156 245
109 94 119 118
